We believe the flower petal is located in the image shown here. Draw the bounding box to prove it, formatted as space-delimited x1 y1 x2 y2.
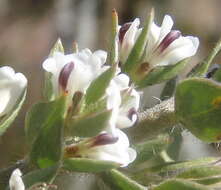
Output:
9 168 25 190
158 15 174 44
120 18 140 63
154 36 199 66
0 67 27 117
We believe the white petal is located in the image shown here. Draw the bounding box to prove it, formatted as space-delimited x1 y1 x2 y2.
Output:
93 50 107 65
120 18 140 63
9 169 25 190
146 23 161 60
158 15 174 44
117 89 140 128
127 147 137 164
113 74 130 90
106 81 121 110
0 67 27 117
154 36 199 66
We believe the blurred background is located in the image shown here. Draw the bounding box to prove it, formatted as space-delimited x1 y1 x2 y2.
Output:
1 0 221 169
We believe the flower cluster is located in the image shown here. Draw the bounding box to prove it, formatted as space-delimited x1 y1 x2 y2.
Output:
43 48 140 166
1 13 200 188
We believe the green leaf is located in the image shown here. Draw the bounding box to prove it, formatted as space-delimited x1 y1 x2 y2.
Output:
123 9 154 78
177 166 221 186
0 89 26 136
212 67 221 82
175 78 221 142
29 96 66 168
152 179 211 190
25 99 63 145
101 169 146 190
67 109 112 137
84 66 116 106
43 72 54 101
63 158 119 173
137 59 187 88
132 134 172 165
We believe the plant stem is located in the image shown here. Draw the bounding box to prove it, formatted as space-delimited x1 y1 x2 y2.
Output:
190 37 221 77
126 97 177 143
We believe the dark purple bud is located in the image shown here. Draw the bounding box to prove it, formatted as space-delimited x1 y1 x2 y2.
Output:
58 62 74 92
127 107 137 121
119 22 132 44
92 133 118 147
156 30 181 53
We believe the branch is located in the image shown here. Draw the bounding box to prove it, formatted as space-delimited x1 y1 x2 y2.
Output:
126 97 178 143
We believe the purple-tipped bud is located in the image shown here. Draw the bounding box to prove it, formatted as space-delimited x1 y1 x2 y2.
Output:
58 62 74 92
127 107 137 121
92 133 119 147
119 22 132 44
157 30 181 53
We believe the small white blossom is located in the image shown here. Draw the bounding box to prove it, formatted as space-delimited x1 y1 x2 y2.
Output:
70 129 136 167
106 73 140 130
42 48 108 104
9 169 25 190
0 66 27 117
145 15 199 67
118 15 199 68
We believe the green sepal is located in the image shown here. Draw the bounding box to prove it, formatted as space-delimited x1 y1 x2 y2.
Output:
137 59 187 88
175 78 221 142
29 96 66 168
43 72 54 101
0 89 26 136
84 66 116 106
132 134 172 165
50 38 64 55
149 157 217 174
177 165 221 186
212 67 221 82
107 9 118 65
123 9 154 76
63 158 119 173
101 169 146 190
67 109 112 138
152 179 211 190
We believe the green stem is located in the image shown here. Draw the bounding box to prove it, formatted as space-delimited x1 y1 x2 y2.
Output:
126 98 178 143
191 37 221 77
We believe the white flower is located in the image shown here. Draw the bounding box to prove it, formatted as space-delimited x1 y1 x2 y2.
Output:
9 168 25 190
118 18 141 63
0 66 27 117
145 15 199 67
42 48 108 103
106 73 140 130
67 129 136 167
